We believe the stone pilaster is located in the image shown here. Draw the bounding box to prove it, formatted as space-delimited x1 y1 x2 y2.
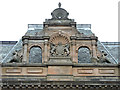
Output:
70 36 77 63
44 39 48 63
71 41 77 63
22 39 29 63
92 40 97 58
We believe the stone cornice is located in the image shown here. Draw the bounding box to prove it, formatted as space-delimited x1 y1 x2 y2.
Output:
22 36 50 40
70 36 98 40
1 63 119 67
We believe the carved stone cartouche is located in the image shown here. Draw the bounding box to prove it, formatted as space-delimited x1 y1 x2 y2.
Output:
50 42 70 57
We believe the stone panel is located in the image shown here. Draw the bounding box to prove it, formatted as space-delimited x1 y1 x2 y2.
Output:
73 67 118 76
27 68 43 74
2 67 47 76
99 69 115 74
48 66 72 75
77 69 93 74
73 68 96 76
97 67 118 76
26 67 47 76
5 68 21 73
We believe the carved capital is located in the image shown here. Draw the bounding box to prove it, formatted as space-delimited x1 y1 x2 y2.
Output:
23 39 29 45
90 36 98 41
70 36 77 40
22 36 29 41
71 42 76 46
43 36 50 40
44 39 48 45
22 36 29 45
91 41 97 46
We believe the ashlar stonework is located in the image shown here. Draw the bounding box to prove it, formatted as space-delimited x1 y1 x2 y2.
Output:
0 3 120 89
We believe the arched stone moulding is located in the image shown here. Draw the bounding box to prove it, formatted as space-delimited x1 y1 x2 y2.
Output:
29 46 42 63
76 45 92 54
28 44 44 63
78 46 91 63
76 45 92 63
49 32 70 44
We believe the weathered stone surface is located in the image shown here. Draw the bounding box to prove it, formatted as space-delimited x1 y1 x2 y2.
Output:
0 3 120 89
48 66 72 75
49 57 72 64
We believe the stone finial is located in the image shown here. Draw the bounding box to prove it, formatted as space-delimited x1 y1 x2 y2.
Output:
58 2 61 8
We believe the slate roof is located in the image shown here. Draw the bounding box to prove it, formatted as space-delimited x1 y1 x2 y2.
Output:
101 42 120 63
0 39 22 63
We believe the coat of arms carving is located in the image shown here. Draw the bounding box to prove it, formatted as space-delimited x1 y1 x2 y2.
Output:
50 42 70 57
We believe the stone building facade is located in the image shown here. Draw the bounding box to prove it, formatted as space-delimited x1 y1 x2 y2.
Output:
0 3 120 89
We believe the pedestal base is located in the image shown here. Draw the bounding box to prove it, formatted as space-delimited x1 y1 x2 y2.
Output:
48 57 72 64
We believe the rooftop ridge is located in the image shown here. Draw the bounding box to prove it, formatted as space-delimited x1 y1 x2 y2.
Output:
101 42 120 45
0 41 17 44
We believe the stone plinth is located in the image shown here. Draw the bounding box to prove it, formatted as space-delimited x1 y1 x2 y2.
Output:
48 57 72 64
